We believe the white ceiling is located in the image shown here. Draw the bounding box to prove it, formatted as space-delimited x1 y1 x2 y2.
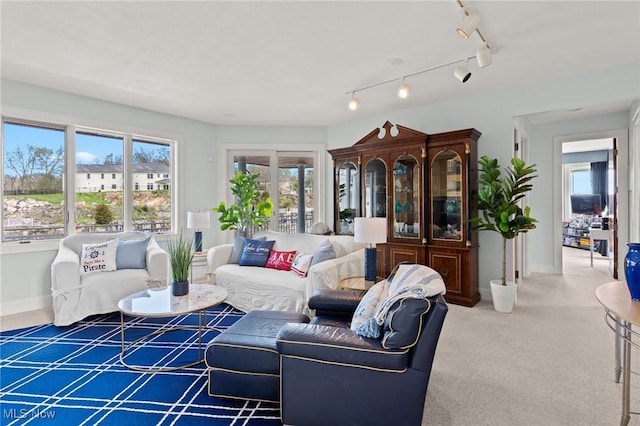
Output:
1 1 639 127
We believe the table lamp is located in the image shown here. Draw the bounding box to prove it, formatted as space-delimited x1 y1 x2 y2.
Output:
354 217 387 283
187 211 210 253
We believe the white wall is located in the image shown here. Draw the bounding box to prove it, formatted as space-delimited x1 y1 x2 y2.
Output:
326 61 639 300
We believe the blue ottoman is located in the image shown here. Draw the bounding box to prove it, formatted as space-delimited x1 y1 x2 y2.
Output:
205 310 309 402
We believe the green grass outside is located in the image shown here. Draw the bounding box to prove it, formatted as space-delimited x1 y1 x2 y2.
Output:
6 192 113 204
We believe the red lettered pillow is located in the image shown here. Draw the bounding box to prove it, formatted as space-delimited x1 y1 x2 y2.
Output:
265 250 297 271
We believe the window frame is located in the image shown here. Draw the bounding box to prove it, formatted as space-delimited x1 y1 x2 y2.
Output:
1 109 181 254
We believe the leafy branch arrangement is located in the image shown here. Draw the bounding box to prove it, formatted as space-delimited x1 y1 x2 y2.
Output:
470 156 537 285
213 171 273 237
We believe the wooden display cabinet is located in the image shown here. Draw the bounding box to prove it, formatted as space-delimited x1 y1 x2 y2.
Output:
329 121 428 278
426 129 481 306
329 122 481 307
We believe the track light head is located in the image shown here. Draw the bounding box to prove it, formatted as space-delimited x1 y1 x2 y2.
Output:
398 78 411 99
348 94 359 110
476 44 492 67
454 60 471 83
457 13 479 39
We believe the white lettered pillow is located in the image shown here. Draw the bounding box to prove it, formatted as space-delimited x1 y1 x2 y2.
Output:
291 252 313 277
80 239 118 274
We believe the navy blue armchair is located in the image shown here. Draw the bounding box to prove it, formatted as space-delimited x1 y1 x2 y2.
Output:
276 288 448 426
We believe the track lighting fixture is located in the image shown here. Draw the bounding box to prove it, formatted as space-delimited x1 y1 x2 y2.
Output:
476 43 492 67
457 12 479 39
348 92 359 110
454 59 471 83
398 77 411 99
344 1 496 109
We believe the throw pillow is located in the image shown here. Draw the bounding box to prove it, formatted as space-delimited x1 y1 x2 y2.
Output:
265 250 297 271
381 298 432 349
239 239 275 267
310 239 336 267
291 252 313 277
80 239 118 274
229 236 267 264
350 280 389 333
116 236 150 270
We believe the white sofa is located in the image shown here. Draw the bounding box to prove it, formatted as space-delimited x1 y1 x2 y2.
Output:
51 231 169 326
207 230 365 315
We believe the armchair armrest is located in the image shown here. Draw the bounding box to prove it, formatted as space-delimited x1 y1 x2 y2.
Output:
308 289 363 316
276 323 409 371
50 242 81 295
305 249 364 299
146 238 169 285
206 244 233 284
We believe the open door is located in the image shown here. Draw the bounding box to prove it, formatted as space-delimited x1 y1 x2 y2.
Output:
609 138 618 279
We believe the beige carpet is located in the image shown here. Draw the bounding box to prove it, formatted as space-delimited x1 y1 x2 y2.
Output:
1 247 634 425
423 246 636 425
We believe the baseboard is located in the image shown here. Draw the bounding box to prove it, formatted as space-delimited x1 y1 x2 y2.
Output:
1 295 52 316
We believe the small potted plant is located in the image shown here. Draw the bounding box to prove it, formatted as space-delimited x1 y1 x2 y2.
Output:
213 171 273 238
167 233 195 296
470 155 537 313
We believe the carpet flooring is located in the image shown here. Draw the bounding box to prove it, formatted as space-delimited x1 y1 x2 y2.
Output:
0 303 281 426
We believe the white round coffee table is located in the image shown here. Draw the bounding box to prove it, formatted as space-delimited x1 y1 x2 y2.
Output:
118 284 227 372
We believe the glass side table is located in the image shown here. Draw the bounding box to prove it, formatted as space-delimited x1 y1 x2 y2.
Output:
191 252 210 284
339 276 379 291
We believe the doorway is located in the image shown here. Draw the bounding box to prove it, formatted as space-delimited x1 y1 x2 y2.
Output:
560 138 616 276
553 129 628 280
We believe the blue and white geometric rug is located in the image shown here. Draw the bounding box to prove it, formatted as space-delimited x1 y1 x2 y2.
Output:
0 304 281 425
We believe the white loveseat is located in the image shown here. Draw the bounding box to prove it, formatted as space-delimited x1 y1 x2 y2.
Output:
207 230 365 315
51 231 169 326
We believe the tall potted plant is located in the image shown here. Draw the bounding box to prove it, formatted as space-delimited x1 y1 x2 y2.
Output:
167 234 195 296
470 155 537 313
213 171 273 237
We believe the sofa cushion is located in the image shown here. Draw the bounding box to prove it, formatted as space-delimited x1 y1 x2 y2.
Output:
239 239 275 267
381 298 431 349
229 236 266 264
291 252 313 277
215 264 307 313
265 250 297 271
80 239 118 274
310 239 336 267
116 236 150 269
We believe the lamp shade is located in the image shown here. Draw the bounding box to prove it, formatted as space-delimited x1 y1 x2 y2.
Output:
354 217 387 245
476 45 492 68
187 211 210 230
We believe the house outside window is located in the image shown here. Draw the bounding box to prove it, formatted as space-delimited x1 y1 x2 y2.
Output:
147 173 153 179
147 183 154 190
2 116 176 242
135 182 139 190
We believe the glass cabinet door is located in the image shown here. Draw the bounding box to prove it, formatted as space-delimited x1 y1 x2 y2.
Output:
431 150 463 241
393 154 420 238
337 162 358 234
364 158 386 218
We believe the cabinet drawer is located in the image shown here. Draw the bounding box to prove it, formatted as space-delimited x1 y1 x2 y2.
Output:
429 251 461 294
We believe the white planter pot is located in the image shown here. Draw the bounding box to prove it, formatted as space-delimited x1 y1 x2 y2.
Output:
490 280 517 313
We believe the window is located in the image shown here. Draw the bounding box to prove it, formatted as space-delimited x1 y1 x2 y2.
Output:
228 149 320 235
134 182 139 191
570 170 591 194
2 116 176 242
147 173 153 179
2 120 65 241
